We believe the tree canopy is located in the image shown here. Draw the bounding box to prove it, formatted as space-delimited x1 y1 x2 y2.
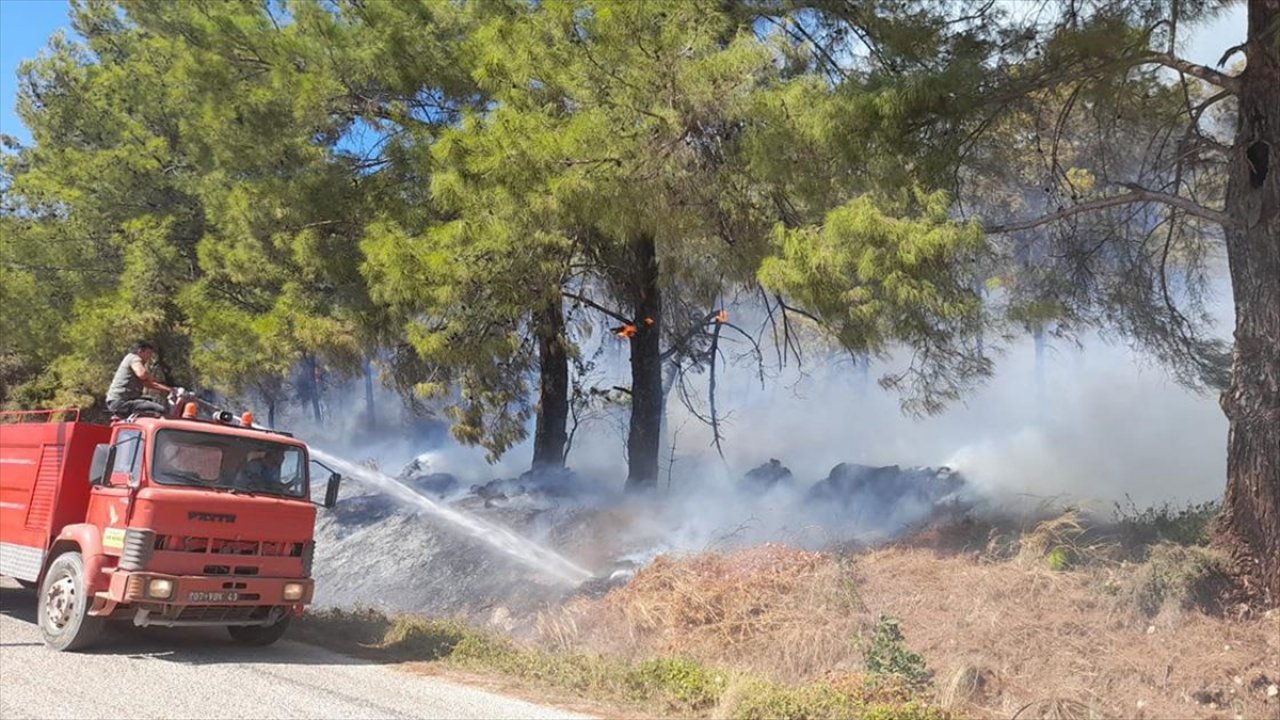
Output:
2 0 1273 599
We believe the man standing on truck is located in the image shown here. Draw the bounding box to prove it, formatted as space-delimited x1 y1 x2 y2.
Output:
105 341 172 417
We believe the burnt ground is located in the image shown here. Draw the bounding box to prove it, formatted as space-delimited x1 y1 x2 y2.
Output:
310 458 971 626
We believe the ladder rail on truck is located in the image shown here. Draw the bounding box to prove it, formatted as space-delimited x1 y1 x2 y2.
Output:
0 406 341 651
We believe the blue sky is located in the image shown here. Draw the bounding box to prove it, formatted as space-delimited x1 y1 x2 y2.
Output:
0 0 1248 146
1 0 69 144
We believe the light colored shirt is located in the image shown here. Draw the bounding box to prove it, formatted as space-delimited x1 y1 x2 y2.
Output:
106 353 145 404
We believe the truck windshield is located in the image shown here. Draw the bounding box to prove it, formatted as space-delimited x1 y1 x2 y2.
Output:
151 429 307 499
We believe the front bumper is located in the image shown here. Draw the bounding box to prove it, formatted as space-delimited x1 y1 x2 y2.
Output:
105 571 312 626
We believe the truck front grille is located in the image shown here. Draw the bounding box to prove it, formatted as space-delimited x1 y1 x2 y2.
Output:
202 565 260 576
155 535 305 557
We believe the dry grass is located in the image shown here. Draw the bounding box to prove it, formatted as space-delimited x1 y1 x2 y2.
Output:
537 516 1280 720
540 544 864 680
297 606 946 719
297 507 1276 719
852 547 1276 719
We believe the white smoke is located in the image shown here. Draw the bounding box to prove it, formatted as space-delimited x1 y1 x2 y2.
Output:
280 273 1234 566
671 330 1228 508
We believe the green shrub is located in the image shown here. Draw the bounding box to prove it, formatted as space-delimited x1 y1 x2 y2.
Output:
862 615 930 689
862 701 949 720
1114 497 1220 550
1046 546 1074 571
629 656 725 710
728 678 856 720
382 616 474 660
726 678 947 720
1130 544 1230 616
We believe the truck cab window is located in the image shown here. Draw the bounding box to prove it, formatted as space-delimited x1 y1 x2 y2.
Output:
152 429 307 499
111 430 143 486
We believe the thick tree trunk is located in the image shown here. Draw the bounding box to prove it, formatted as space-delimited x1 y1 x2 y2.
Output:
626 234 663 492
532 297 569 471
1218 0 1280 606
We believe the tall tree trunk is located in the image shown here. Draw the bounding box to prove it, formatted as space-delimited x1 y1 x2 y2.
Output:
363 357 376 429
306 355 323 423
626 234 663 492
1218 0 1280 605
532 296 569 471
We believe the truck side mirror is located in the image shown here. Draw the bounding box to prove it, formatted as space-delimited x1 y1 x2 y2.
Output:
88 444 116 486
323 472 341 509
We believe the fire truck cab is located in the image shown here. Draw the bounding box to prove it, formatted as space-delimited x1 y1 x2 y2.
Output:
0 407 340 651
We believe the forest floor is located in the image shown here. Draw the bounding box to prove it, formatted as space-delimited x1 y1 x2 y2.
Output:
299 504 1280 719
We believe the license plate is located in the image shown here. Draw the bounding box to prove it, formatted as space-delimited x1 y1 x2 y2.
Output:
187 590 239 603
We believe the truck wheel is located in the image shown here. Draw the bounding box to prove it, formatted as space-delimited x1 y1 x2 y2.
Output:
37 552 105 652
227 616 291 646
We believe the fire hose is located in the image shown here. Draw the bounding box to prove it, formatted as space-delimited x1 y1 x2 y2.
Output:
168 388 238 424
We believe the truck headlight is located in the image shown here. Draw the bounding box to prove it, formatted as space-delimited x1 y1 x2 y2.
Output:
148 578 174 599
282 582 305 601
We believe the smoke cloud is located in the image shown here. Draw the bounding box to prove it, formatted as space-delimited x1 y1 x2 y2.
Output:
283 275 1232 567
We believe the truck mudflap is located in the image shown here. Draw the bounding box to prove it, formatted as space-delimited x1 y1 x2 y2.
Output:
104 570 311 626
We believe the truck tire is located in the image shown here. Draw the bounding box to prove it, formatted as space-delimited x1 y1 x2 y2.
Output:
227 615 291 646
37 551 105 651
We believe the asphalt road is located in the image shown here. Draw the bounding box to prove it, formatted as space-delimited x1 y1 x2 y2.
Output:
0 581 589 720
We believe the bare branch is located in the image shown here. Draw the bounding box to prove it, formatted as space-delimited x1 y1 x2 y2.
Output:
1144 52 1240 93
721 321 767 387
562 291 631 325
707 322 725 460
775 296 823 324
986 187 1232 235
659 310 720 362
758 287 784 367
1216 43 1245 68
773 294 808 365
561 157 624 168
1190 89 1232 125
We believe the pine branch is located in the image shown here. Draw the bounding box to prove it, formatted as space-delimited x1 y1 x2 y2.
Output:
986 187 1232 235
1144 52 1240 93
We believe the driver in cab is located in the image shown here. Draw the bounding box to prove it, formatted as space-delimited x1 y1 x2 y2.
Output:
238 449 284 492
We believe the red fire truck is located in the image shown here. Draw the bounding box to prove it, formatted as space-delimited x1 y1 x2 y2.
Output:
0 403 340 651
